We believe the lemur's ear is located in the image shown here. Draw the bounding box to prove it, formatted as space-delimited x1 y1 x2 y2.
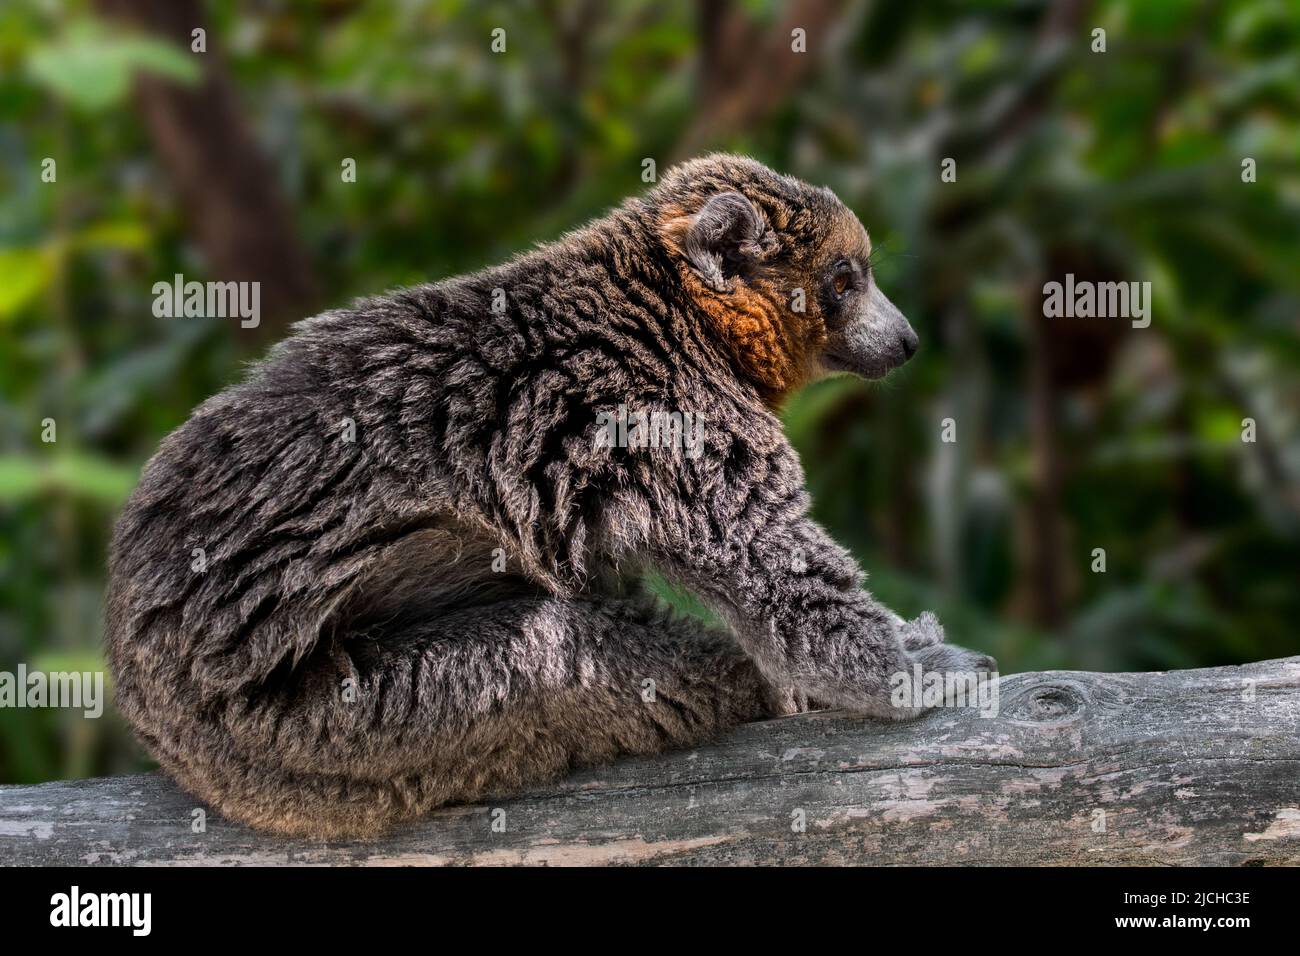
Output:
668 191 779 292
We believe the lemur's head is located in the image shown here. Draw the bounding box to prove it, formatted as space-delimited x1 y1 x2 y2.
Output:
652 154 918 405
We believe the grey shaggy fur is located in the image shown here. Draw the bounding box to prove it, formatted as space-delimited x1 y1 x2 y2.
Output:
106 155 995 838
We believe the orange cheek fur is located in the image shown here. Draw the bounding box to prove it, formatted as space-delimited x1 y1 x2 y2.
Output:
680 269 825 406
660 207 827 405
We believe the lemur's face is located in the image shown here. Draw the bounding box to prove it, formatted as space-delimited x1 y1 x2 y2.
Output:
657 161 918 404
808 207 919 381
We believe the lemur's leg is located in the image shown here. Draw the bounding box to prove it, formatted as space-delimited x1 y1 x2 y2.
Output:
158 596 781 838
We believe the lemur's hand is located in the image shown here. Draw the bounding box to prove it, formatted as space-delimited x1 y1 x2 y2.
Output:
896 610 946 651
908 639 998 684
884 612 998 721
895 611 997 673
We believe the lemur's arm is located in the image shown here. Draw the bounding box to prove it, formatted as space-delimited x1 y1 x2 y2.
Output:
605 421 993 718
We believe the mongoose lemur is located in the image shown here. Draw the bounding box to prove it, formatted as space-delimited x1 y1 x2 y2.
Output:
107 155 996 837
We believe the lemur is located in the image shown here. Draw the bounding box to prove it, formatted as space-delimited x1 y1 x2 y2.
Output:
106 155 996 838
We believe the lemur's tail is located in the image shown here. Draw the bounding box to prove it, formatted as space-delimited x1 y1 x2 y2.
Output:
112 596 775 838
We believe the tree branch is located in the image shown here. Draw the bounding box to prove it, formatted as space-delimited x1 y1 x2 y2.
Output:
3 657 1297 865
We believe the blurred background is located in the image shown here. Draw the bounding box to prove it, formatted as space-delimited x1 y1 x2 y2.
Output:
1 0 1297 784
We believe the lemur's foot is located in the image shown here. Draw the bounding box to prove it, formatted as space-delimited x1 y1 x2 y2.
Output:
763 684 814 716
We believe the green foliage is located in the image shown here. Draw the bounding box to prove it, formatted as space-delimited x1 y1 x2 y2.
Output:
0 453 137 505
0 247 50 318
26 19 200 112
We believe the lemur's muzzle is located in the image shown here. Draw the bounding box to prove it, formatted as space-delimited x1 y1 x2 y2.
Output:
822 284 918 379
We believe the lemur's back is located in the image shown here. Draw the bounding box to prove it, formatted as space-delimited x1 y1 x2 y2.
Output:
106 214 668 677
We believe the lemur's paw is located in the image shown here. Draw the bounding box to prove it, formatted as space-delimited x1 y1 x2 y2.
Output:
880 640 999 721
898 611 946 651
910 640 998 679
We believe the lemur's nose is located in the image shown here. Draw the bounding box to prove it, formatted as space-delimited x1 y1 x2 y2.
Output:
901 328 919 360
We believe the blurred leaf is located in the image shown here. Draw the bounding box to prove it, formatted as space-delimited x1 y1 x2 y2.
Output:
782 376 862 445
0 224 151 322
0 453 136 506
31 649 109 677
26 21 200 112
0 248 51 320
74 220 151 251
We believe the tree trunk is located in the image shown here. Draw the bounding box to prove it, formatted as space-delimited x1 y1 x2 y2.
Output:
97 0 317 339
674 0 848 160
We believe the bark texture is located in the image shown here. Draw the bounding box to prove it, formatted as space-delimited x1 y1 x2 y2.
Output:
2 657 1298 865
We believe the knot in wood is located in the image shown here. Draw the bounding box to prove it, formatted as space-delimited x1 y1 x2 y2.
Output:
1004 679 1090 724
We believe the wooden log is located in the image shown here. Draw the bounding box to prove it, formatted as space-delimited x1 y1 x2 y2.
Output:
2 657 1298 865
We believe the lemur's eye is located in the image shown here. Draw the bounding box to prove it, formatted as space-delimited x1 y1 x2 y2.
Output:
830 261 853 299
